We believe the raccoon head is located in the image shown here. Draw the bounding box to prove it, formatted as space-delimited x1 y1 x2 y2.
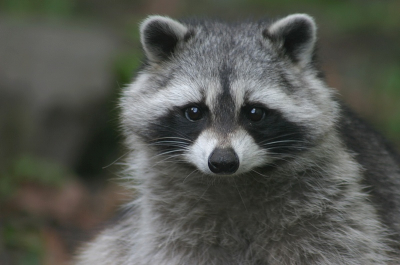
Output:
121 14 338 176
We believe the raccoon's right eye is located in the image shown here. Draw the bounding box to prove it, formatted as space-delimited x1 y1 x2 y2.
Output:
246 107 265 122
184 106 203 121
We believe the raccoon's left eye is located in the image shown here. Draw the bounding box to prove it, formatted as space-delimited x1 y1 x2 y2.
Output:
246 107 265 122
185 106 203 121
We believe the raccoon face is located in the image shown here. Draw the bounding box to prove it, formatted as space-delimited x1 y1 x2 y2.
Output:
121 14 339 176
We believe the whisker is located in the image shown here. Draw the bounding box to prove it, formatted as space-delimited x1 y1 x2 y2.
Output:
102 151 132 169
149 136 193 143
194 183 211 207
257 132 304 145
146 122 194 141
156 154 182 163
262 139 309 147
152 150 184 160
149 141 188 146
233 178 247 211
251 169 269 178
183 169 200 183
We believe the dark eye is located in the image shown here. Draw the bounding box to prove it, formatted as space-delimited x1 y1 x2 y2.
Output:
185 106 203 121
247 107 265 122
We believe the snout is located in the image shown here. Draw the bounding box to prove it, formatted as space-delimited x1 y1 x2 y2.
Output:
208 148 239 175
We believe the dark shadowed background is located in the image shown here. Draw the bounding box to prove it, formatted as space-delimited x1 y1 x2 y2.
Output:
1 0 399 264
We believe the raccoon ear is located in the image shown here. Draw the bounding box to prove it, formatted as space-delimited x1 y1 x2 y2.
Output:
140 16 189 63
264 14 317 67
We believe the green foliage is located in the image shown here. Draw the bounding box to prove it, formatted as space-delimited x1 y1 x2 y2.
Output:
115 50 143 85
3 220 44 265
183 0 400 33
318 2 400 33
379 65 400 145
1 0 75 17
381 65 400 97
0 155 69 200
115 19 143 85
0 155 70 265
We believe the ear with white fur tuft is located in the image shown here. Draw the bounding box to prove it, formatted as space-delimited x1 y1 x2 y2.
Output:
264 14 317 67
140 16 190 63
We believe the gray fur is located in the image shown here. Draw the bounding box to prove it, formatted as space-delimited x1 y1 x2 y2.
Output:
75 14 400 264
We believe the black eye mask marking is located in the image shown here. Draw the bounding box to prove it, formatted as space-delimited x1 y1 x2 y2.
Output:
142 104 209 154
240 104 312 158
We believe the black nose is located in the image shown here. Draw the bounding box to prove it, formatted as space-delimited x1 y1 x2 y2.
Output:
208 148 239 174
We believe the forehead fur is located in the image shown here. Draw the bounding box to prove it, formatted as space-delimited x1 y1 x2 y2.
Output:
122 18 338 138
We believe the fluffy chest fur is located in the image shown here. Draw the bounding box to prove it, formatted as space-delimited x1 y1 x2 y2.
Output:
128 141 391 264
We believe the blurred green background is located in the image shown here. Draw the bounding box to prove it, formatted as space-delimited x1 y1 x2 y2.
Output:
0 0 399 264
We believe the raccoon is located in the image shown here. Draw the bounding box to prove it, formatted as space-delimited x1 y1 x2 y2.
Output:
75 14 400 264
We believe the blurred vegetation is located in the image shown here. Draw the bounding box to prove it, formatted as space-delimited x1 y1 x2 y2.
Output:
1 0 76 18
1 156 71 265
0 0 399 264
1 155 68 200
183 0 400 31
3 219 44 265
